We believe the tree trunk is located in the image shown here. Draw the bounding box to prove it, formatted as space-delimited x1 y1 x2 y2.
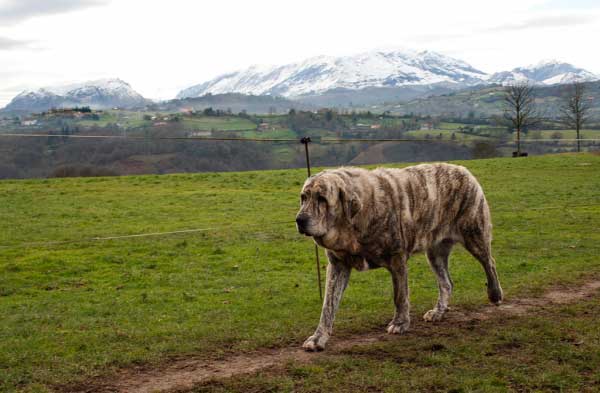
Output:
517 126 521 156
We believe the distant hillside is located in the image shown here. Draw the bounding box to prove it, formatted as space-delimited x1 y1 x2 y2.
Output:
153 93 313 114
1 79 149 115
382 81 600 119
294 84 458 108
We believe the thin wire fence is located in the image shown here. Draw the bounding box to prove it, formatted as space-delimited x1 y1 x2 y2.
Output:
1 200 599 252
1 130 598 297
0 220 295 250
1 132 599 144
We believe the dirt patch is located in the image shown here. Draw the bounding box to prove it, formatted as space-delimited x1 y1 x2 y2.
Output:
67 279 600 393
543 280 600 304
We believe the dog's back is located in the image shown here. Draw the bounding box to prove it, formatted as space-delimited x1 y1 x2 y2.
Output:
376 163 491 251
330 164 490 254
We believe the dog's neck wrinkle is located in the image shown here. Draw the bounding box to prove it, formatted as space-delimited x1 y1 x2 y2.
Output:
317 224 361 255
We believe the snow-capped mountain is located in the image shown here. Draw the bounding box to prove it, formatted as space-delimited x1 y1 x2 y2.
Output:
177 49 488 99
488 60 598 86
2 78 148 113
178 52 600 104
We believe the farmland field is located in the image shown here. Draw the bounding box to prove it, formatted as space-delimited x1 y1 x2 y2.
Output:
73 112 257 131
531 129 600 140
181 116 256 131
405 129 492 141
1 153 599 392
76 111 150 129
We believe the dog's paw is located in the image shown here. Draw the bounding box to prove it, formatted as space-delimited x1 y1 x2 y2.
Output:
423 309 446 322
302 334 328 352
386 320 410 335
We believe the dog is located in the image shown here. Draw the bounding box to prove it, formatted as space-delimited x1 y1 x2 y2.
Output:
296 163 503 351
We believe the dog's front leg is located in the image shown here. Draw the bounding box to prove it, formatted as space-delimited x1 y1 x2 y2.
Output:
303 252 351 352
387 254 410 334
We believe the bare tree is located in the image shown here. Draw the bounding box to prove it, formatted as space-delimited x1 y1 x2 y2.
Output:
504 82 537 157
561 82 591 152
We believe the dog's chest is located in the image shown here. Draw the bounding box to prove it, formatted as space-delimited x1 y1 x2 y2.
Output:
347 254 385 271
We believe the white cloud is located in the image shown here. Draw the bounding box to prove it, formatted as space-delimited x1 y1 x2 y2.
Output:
0 0 599 106
0 0 110 24
486 13 598 32
0 36 31 50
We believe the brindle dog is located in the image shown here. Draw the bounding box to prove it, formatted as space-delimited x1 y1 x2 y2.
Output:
296 163 503 351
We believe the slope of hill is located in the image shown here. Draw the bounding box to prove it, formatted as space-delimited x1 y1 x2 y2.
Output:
383 80 600 118
1 78 149 114
153 93 313 114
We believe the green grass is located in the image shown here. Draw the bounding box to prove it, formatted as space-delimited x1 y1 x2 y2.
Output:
532 130 600 140
75 113 258 131
194 300 600 392
73 112 119 128
438 122 470 130
405 129 492 141
237 128 297 139
76 111 147 128
1 154 599 392
232 128 338 140
181 116 256 131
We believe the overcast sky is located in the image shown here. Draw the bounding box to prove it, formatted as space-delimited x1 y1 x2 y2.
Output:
1 0 599 106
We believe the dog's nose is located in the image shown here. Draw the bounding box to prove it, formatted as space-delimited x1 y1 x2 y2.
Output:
296 215 307 226
296 215 309 230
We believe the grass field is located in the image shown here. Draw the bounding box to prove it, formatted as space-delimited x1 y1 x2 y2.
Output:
405 129 492 141
532 130 600 140
181 116 256 131
76 111 148 128
236 128 297 139
1 154 599 392
194 299 600 392
438 122 469 130
74 112 257 131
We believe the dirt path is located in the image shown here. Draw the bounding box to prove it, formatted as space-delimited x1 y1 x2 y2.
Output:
73 280 600 393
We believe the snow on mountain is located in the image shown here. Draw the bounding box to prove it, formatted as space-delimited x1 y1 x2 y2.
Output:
177 49 488 99
2 78 148 113
488 60 599 86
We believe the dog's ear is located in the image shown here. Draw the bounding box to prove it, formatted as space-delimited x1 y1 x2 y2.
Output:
340 188 362 220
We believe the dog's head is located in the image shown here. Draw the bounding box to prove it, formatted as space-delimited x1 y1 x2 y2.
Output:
295 172 362 238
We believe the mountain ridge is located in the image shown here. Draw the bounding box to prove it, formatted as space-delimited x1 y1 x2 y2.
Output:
177 49 489 99
3 51 599 114
2 78 149 113
177 51 599 102
487 59 598 86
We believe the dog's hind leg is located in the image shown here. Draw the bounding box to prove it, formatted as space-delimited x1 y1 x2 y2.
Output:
462 230 503 305
303 251 352 352
424 239 454 322
387 254 410 334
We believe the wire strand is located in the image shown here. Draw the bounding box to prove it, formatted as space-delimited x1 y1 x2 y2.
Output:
0 133 299 142
0 220 295 250
2 203 599 251
1 133 598 144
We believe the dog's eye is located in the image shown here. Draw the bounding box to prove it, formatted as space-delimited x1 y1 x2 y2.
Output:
318 195 328 204
301 194 307 203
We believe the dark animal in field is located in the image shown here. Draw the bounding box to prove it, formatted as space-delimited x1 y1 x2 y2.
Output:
295 163 503 351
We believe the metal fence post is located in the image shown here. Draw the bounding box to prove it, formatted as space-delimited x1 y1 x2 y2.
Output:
300 137 323 300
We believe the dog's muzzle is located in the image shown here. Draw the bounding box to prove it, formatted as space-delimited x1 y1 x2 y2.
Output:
295 214 310 235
